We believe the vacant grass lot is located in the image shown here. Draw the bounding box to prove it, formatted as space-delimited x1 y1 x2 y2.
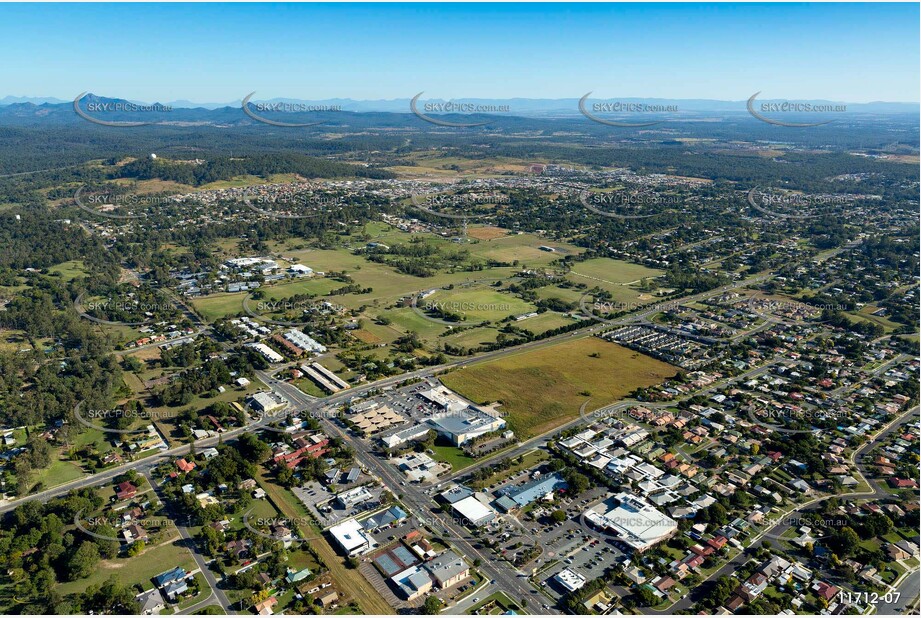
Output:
535 279 660 311
441 325 503 350
424 287 535 322
379 307 448 339
470 450 548 490
55 538 196 596
282 247 521 310
569 257 663 288
351 320 403 344
193 232 582 341
28 457 85 492
441 337 678 438
847 305 903 334
293 377 328 398
256 277 347 300
467 226 508 240
47 260 88 281
466 234 580 263
190 293 250 322
534 285 585 305
517 312 580 335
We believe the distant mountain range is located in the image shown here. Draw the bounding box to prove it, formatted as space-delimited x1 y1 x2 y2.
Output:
0 96 70 105
0 93 915 131
1 94 918 116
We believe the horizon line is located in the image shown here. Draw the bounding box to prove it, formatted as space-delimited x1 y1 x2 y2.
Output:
4 94 920 106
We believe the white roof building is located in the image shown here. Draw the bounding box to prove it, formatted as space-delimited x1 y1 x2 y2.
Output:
335 485 373 509
451 495 496 527
329 518 377 556
418 387 467 413
245 342 284 363
284 330 327 354
381 424 431 449
584 492 678 553
247 391 288 414
555 568 587 592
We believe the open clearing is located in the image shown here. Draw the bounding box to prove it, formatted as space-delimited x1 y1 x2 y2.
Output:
193 229 582 326
424 286 535 322
190 293 250 322
386 154 538 178
517 311 580 335
47 260 88 281
55 538 196 596
441 337 678 438
191 278 344 322
441 325 503 350
467 226 509 241
848 305 903 333
569 258 663 288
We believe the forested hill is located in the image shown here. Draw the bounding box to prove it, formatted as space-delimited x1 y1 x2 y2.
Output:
114 153 394 185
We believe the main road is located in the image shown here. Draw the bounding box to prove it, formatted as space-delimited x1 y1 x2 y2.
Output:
3 262 775 516
0 255 869 612
268 373 559 614
249 271 795 614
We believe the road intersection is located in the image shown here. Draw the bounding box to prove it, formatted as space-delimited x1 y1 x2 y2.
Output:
3 239 907 615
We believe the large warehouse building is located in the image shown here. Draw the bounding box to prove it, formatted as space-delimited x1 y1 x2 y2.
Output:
451 495 497 527
425 405 506 446
584 492 678 552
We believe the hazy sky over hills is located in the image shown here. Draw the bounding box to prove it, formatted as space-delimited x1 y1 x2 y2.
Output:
1 3 917 103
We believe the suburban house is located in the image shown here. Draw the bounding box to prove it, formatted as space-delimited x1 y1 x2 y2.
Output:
115 481 137 501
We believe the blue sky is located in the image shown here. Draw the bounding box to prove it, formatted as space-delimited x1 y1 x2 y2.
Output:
1 3 918 103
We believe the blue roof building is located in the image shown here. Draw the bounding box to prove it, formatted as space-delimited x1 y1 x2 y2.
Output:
363 505 408 530
286 567 313 583
495 473 567 510
163 580 188 600
425 406 506 446
440 485 474 504
153 567 187 588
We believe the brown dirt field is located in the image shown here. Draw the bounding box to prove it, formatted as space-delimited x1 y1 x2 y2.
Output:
124 347 163 362
442 337 678 438
885 154 920 164
351 329 383 344
664 174 712 184
467 226 509 241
